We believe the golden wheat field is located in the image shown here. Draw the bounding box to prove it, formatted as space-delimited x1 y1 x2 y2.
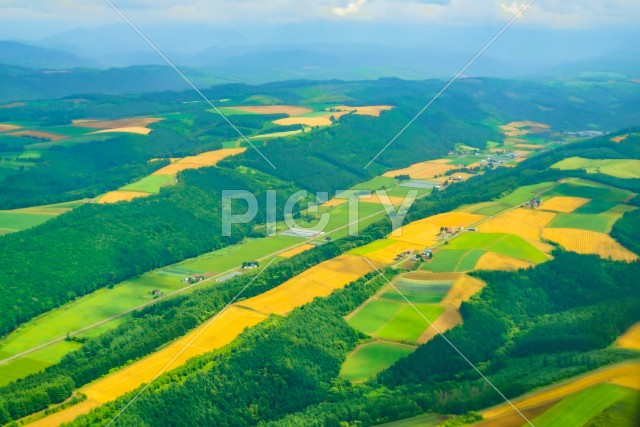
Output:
91 126 153 135
416 307 462 344
279 244 315 258
230 105 313 116
541 196 591 213
83 306 266 403
542 228 638 261
152 148 246 175
392 212 486 246
475 252 533 271
365 240 425 264
322 198 348 208
359 193 408 206
72 117 163 129
273 112 349 127
0 123 20 132
383 161 456 180
330 105 394 117
478 208 556 241
481 362 640 421
97 190 151 204
240 254 377 315
611 134 629 143
32 306 266 426
616 322 640 351
440 274 486 308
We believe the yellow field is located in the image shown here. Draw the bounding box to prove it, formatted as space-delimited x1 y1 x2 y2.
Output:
417 307 462 344
91 126 153 135
279 244 315 258
393 212 486 246
513 144 543 150
330 105 394 117
440 274 486 308
475 252 533 271
273 112 348 127
365 241 424 264
616 322 640 351
229 105 312 116
478 208 556 241
383 161 455 180
240 254 376 314
322 198 348 207
431 172 475 183
416 273 485 343
0 123 20 132
481 362 640 421
27 400 100 427
541 196 590 213
97 190 150 204
152 148 246 175
9 130 66 140
500 121 550 137
542 228 638 261
72 117 163 129
611 134 629 143
359 193 408 206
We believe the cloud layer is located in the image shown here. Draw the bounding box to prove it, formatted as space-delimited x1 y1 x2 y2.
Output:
0 0 638 29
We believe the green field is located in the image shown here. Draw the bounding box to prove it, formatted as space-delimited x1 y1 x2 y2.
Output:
530 384 634 427
340 342 414 382
574 200 620 214
180 235 305 272
376 305 445 342
547 213 612 233
350 239 396 256
546 179 632 202
121 174 175 193
380 279 452 304
348 299 403 335
552 157 640 179
351 176 397 191
0 272 186 386
292 200 387 239
424 249 486 272
497 182 556 206
0 211 56 233
446 232 548 263
471 202 511 216
348 299 445 343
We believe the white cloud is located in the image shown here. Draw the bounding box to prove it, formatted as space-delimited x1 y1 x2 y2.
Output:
331 0 367 17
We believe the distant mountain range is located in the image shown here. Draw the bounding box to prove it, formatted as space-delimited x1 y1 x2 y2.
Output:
0 34 638 103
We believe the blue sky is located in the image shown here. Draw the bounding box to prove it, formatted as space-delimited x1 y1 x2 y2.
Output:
1 0 639 38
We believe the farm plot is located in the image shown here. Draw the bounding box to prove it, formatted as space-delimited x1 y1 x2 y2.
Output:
546 213 613 233
330 105 394 117
542 228 638 261
152 148 246 175
552 157 640 179
540 196 590 213
362 240 423 264
616 322 640 351
120 174 175 193
546 179 632 203
475 252 533 271
383 161 456 180
279 244 315 258
529 383 637 427
380 277 453 304
477 208 556 242
72 117 163 129
424 249 486 273
0 211 57 234
340 341 414 382
96 190 150 204
240 254 377 315
481 362 640 423
446 232 549 264
392 211 486 247
222 105 313 116
347 299 444 343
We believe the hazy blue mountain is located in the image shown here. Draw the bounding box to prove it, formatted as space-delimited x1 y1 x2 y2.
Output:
0 41 97 69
